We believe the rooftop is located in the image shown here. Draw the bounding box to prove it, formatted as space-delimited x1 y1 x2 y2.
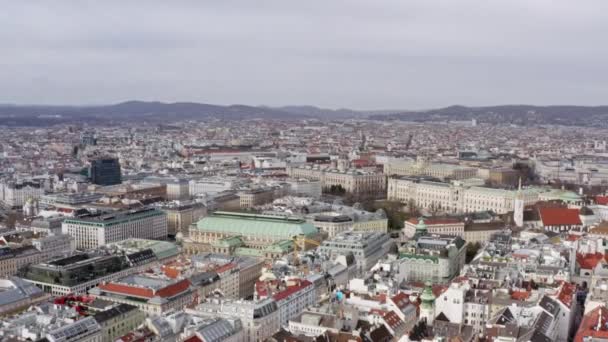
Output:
195 211 318 238
539 207 582 226
64 207 164 225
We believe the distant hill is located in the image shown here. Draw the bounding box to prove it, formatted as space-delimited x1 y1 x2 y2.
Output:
369 105 608 127
0 101 310 126
272 105 367 119
1 102 607 127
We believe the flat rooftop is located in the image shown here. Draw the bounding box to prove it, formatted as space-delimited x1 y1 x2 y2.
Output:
65 207 163 224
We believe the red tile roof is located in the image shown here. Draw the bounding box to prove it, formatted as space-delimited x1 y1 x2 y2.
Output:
539 207 582 226
511 290 531 301
99 283 154 298
156 279 191 298
390 292 410 310
596 196 608 205
214 262 237 274
567 234 582 242
162 266 181 279
374 293 387 304
577 253 605 270
407 218 463 225
383 311 404 330
574 306 608 342
183 336 203 342
557 282 576 308
99 279 191 299
432 285 448 297
273 280 313 302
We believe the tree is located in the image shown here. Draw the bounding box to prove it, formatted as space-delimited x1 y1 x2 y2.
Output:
367 200 407 231
466 242 482 263
326 184 346 196
407 199 420 217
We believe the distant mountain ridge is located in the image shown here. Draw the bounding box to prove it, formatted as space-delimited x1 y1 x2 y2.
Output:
0 101 607 127
0 100 298 119
369 104 608 127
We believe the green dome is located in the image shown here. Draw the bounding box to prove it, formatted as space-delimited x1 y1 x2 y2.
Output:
420 281 435 307
416 218 427 231
416 217 428 236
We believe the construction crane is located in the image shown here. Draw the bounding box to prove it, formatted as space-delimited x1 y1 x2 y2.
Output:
292 235 321 267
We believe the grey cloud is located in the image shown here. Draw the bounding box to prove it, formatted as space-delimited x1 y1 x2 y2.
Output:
1 0 607 109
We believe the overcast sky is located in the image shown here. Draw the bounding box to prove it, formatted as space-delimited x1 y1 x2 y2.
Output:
2 0 607 109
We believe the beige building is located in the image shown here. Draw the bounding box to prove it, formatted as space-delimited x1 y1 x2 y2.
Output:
287 165 386 198
384 158 478 181
312 214 353 238
403 218 465 239
215 263 240 299
0 247 44 278
387 177 539 214
464 222 505 244
93 304 145 342
238 188 277 209
159 201 207 236
90 276 195 316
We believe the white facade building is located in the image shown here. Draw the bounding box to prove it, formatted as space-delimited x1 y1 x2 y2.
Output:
189 179 235 196
62 208 167 249
286 179 322 199
32 234 75 259
387 177 539 214
273 280 316 326
1 180 45 208
187 298 280 342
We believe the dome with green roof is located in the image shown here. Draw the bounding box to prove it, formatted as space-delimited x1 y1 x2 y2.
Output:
413 217 428 239
420 281 436 309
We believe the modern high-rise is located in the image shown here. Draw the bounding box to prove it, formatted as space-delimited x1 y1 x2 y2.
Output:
89 157 122 186
62 208 167 249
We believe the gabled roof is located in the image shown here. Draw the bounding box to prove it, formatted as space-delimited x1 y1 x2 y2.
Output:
382 311 404 330
556 282 576 308
273 280 313 301
574 306 608 342
577 253 605 270
389 292 409 309
435 312 450 322
538 208 582 226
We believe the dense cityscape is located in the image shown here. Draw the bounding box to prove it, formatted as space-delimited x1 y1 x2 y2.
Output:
0 117 607 342
3 1 608 341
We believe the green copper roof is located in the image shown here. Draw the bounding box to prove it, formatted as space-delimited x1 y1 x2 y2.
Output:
264 240 294 253
195 211 318 238
416 218 427 231
212 236 244 248
420 281 436 306
234 247 265 257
